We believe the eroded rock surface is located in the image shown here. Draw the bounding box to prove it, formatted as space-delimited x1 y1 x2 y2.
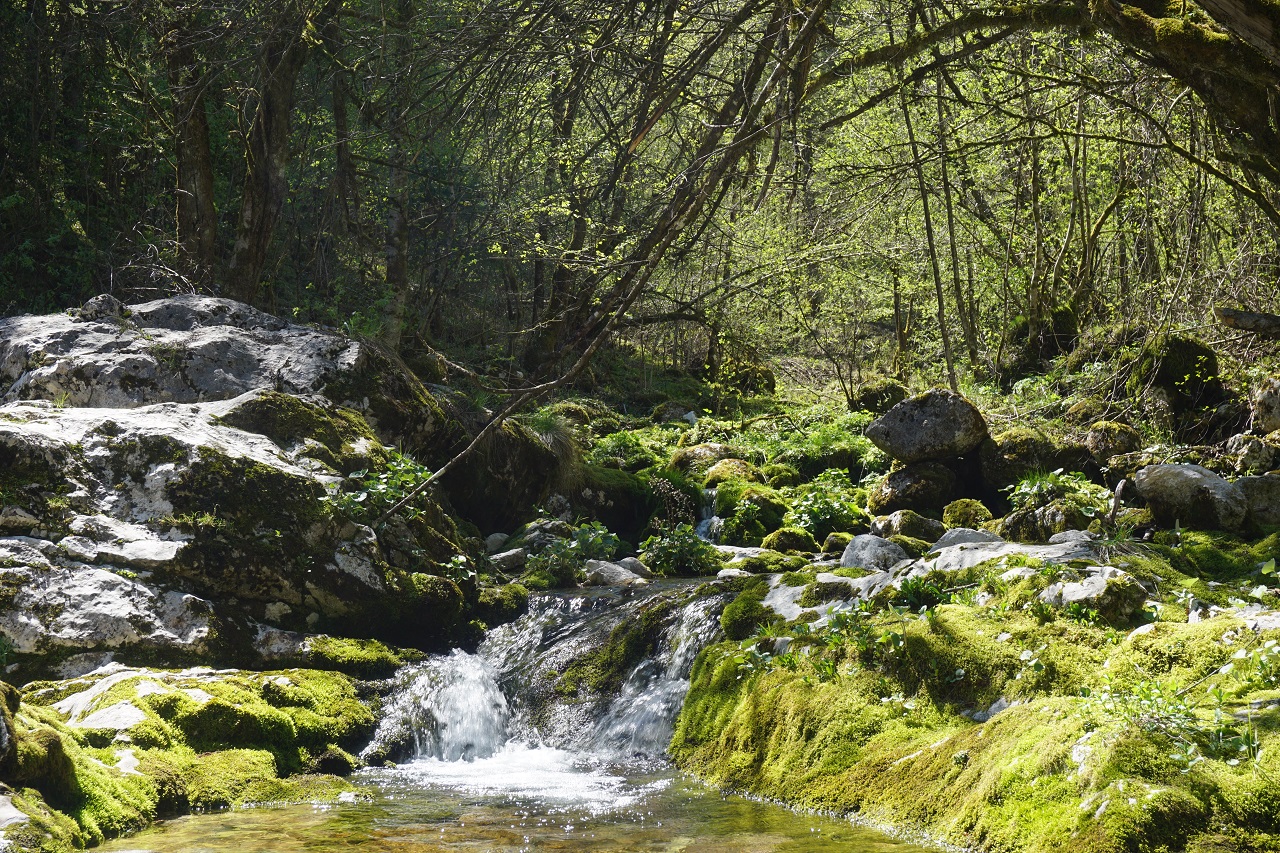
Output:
864 389 988 463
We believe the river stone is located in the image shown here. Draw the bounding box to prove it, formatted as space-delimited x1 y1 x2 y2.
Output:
870 510 945 543
1133 463 1247 531
617 557 654 578
584 560 645 587
1238 473 1280 527
1252 378 1280 434
840 535 909 572
864 389 988 463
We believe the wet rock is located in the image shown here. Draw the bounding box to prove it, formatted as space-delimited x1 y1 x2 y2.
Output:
840 535 909 572
717 568 752 579
1133 463 1247 531
864 389 988 463
584 560 646 587
870 510 945 543
867 461 957 514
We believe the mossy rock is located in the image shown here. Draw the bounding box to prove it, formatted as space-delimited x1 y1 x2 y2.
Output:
979 427 1064 490
1000 308 1078 378
473 582 530 628
720 578 779 640
822 532 853 555
761 463 800 488
1086 420 1143 463
943 498 993 529
886 534 930 558
867 462 957 515
215 390 385 475
760 526 817 554
719 354 776 396
998 502 1093 544
440 419 562 532
1126 333 1225 417
576 464 653 545
731 551 809 574
714 481 787 532
849 377 908 414
670 443 737 475
703 458 762 488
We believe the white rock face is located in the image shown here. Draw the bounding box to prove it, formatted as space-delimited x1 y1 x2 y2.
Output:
0 295 362 409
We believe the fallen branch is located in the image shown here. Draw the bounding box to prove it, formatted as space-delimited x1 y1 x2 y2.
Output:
1214 305 1280 339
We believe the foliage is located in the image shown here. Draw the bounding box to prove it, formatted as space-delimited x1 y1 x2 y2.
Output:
783 469 869 541
523 522 622 588
1004 469 1111 517
641 523 721 576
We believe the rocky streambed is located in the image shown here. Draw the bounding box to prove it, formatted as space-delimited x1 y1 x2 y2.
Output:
0 295 1279 853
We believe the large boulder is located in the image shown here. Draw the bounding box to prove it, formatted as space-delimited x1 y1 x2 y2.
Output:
870 510 945 543
0 393 471 677
864 389 988 463
1038 566 1147 623
1086 421 1143 464
1133 464 1247 531
867 462 957 514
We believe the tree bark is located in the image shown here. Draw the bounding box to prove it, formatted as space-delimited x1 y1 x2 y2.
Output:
164 10 217 288
224 0 340 306
1215 306 1280 338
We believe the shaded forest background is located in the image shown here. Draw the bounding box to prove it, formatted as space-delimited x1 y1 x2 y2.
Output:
4 0 1280 397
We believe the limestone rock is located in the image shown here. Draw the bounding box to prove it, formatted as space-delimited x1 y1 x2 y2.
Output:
867 461 957 514
929 527 1003 552
864 389 988 463
870 510 945 543
1226 433 1274 474
1038 566 1146 623
617 557 654 579
840 535 909 572
1133 463 1247 531
1252 377 1280 434
584 560 646 587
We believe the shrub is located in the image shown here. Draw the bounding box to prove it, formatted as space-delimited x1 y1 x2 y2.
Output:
784 469 869 540
641 523 722 576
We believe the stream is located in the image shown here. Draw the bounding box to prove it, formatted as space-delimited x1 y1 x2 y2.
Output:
100 583 934 852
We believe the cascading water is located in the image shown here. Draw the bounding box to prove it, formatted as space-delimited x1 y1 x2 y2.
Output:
364 583 727 772
694 487 723 542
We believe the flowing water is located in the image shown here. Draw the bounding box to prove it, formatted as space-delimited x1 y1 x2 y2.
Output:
100 583 935 852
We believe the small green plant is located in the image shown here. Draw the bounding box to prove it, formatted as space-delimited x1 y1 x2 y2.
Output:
328 452 438 523
1004 468 1110 516
641 523 721 576
784 469 867 540
0 634 13 668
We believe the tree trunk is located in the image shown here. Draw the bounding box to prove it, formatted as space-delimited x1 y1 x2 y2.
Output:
224 0 339 306
165 13 217 287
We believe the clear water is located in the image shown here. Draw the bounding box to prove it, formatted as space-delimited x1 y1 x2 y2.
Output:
99 747 935 852
99 586 936 852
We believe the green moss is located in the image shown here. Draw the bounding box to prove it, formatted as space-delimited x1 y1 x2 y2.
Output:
731 550 809 574
1126 333 1224 417
703 458 762 488
474 582 530 628
822 532 853 554
942 498 993 529
760 526 817 554
720 577 780 640
887 534 930 558
297 636 407 679
761 463 800 488
214 391 385 474
555 598 673 697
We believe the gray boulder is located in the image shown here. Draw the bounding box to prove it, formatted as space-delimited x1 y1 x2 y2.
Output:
617 556 654 578
864 389 988 463
1133 463 1248 531
1038 566 1146 623
867 462 957 514
584 560 646 587
1238 472 1280 527
1226 433 1274 474
929 527 1004 551
840 534 909 572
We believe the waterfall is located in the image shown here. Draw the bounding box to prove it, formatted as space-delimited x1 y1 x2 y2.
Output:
591 595 722 759
694 487 723 542
364 584 725 768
